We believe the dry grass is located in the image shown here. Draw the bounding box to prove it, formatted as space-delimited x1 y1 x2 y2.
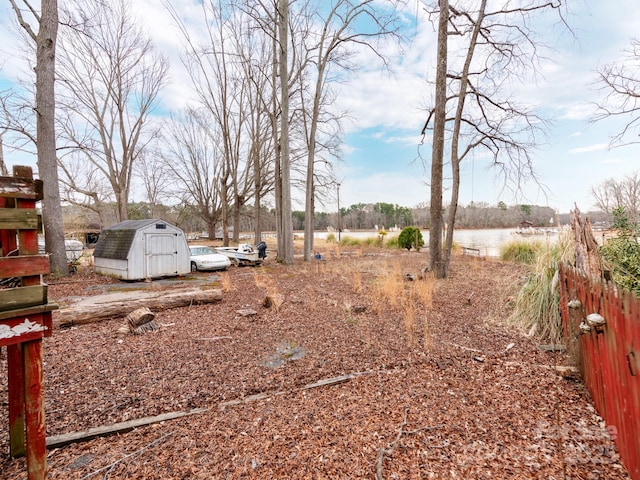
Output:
352 271 362 293
219 271 233 292
253 270 284 311
365 259 434 347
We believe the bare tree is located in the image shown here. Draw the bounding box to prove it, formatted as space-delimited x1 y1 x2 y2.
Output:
592 171 640 224
167 0 277 247
297 0 399 261
56 0 168 223
594 38 640 148
136 149 171 219
58 156 114 226
421 0 566 278
9 0 68 275
163 109 223 239
427 0 448 278
276 0 294 263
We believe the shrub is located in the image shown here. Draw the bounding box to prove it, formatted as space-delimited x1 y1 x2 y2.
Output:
398 227 424 251
599 208 640 294
326 233 336 243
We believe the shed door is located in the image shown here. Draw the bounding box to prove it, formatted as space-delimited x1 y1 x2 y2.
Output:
145 233 178 278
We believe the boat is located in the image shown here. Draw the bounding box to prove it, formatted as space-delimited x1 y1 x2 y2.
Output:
214 243 267 266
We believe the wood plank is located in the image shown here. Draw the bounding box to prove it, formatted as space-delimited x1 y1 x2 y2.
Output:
302 374 354 389
23 339 46 480
45 408 209 449
0 304 58 322
0 176 38 200
0 285 47 313
0 208 39 230
7 344 26 458
0 255 50 279
0 311 55 347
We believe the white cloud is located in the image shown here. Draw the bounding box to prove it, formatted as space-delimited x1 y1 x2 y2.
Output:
569 143 609 154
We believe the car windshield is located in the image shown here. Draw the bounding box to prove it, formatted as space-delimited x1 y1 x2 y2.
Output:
190 246 216 256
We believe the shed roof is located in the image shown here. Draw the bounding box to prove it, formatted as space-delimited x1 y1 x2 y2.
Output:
93 219 168 260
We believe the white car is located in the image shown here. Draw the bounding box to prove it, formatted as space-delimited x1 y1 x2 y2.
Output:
188 245 231 272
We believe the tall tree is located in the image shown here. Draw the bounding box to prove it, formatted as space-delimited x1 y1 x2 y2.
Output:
56 0 168 222
9 0 68 275
277 0 294 263
427 0 448 278
298 0 398 261
167 0 276 246
163 109 223 239
422 0 566 278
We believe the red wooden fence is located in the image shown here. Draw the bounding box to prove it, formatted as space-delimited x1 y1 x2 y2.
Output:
559 262 640 480
1 166 57 480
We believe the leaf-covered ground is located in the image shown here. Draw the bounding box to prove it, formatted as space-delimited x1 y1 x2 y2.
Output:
0 248 630 479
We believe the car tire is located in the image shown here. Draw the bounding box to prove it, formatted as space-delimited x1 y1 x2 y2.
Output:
191 262 198 273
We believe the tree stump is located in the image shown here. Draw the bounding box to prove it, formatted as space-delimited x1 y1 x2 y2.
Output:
570 205 603 279
120 307 158 335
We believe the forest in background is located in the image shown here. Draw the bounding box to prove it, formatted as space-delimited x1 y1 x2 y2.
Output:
61 200 611 236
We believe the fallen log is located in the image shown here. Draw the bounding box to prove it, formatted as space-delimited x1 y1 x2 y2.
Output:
55 288 223 327
46 408 207 449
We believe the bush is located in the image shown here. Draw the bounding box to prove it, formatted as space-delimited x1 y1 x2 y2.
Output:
326 233 336 243
398 227 424 251
600 237 640 295
599 206 640 295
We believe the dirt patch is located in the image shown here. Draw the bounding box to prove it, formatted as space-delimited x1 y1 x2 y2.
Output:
0 249 630 479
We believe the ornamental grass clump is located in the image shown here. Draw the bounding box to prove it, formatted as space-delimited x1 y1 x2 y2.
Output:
509 229 574 343
499 239 544 264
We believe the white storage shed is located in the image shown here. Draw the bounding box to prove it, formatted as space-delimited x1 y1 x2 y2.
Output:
93 219 190 280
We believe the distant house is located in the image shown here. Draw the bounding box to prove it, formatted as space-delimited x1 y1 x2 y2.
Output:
518 220 534 229
93 219 190 280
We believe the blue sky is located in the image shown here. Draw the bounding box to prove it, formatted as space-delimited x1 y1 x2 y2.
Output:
1 1 639 215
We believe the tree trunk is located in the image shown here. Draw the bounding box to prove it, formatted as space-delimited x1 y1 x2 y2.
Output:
429 0 448 279
116 189 128 222
444 0 487 276
0 135 9 176
36 0 68 276
57 288 223 327
277 0 294 264
232 194 241 243
570 206 603 279
221 182 229 246
253 165 262 243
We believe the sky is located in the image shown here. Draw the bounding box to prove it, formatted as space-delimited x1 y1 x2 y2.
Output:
1 0 639 215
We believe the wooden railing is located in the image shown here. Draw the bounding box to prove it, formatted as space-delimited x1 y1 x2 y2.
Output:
1 166 57 480
559 262 640 480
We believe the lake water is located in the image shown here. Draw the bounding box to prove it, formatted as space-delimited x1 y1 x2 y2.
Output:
313 228 559 257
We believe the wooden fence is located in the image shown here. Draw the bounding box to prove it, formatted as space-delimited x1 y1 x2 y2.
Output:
559 262 640 480
1 166 57 480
